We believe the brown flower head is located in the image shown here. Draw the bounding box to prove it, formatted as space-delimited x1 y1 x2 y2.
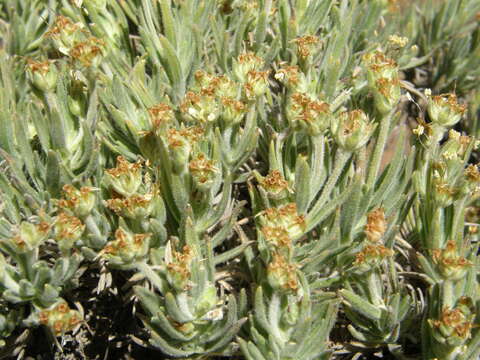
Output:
365 208 387 242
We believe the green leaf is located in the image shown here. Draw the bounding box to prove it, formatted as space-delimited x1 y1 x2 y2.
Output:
340 289 382 321
134 286 162 317
295 155 311 214
149 332 196 357
151 312 194 342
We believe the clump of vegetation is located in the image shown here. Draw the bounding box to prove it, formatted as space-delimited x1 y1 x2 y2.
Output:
0 0 480 359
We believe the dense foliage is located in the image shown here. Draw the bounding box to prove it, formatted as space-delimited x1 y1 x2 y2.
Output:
1 0 480 359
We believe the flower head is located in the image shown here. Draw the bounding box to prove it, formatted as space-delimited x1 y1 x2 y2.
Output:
8 221 50 253
147 103 175 134
257 170 290 200
431 240 472 280
267 253 298 293
365 208 387 242
106 192 159 220
441 130 475 163
293 35 319 59
26 59 58 92
221 97 247 125
189 153 220 192
286 93 331 135
38 301 83 336
101 227 151 266
57 185 96 217
363 51 400 113
166 245 194 291
258 203 306 240
354 243 394 266
45 16 85 55
331 110 376 152
180 91 221 123
104 156 143 197
363 51 398 83
428 298 476 349
275 65 301 89
233 52 264 83
54 212 85 253
69 37 105 67
243 70 270 99
426 90 466 128
166 126 204 174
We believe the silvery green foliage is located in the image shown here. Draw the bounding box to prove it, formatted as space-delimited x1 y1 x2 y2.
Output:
0 0 480 358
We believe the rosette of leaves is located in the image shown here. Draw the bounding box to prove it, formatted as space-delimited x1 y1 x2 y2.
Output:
239 278 338 360
24 299 83 338
339 268 415 346
102 155 167 246
154 126 233 234
0 220 82 307
423 281 480 360
134 223 247 358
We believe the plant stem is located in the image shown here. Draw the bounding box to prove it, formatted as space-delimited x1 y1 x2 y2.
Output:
431 206 443 250
366 110 394 190
307 150 350 227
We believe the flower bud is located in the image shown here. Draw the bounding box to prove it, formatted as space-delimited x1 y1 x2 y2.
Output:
267 253 298 293
54 212 85 253
101 227 150 266
281 298 300 326
26 59 58 93
431 240 472 280
195 285 220 317
233 52 264 83
426 90 466 128
188 153 220 192
104 156 143 197
286 93 331 136
331 110 376 152
67 79 88 117
38 301 82 336
57 185 97 217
